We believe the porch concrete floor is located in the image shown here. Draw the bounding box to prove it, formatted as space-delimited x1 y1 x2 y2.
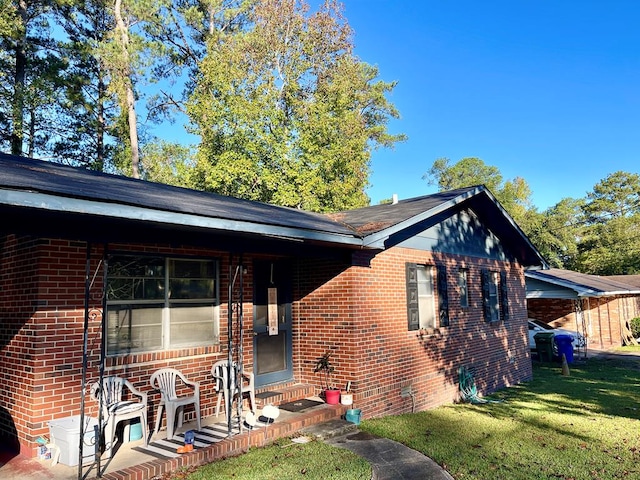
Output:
1 397 346 480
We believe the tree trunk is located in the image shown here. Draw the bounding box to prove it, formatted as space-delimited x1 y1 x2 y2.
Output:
114 0 140 178
11 0 28 156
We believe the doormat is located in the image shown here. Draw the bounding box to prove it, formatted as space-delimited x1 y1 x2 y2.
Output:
256 391 282 399
133 420 266 460
278 399 324 413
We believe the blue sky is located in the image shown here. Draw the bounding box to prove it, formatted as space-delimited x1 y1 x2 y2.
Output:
338 0 640 210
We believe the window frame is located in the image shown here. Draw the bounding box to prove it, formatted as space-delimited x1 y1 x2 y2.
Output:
105 254 220 355
482 269 508 323
406 263 440 331
458 268 469 309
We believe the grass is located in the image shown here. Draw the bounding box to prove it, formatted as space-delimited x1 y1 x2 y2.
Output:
170 437 371 480
174 355 640 480
362 357 640 480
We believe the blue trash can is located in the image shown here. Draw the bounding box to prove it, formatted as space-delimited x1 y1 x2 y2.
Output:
554 334 574 364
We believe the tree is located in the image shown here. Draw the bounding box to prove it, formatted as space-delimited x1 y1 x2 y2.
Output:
575 214 640 275
54 0 117 170
187 0 405 212
530 198 583 269
582 171 640 223
424 157 535 230
574 171 640 275
425 157 503 194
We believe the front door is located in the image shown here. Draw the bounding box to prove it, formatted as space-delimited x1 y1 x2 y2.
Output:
253 260 293 387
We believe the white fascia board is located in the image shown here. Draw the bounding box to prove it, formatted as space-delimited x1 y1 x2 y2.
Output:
0 190 363 247
580 289 640 297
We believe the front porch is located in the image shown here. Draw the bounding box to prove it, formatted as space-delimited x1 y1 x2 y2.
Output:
1 384 348 480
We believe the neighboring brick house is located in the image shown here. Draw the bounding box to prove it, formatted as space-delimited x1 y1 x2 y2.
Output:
526 269 640 351
0 153 545 458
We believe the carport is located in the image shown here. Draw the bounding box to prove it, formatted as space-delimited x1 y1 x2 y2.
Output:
525 268 640 355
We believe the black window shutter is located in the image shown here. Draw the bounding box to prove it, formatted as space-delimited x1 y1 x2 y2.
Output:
406 263 419 330
481 269 491 322
436 265 449 327
500 271 509 321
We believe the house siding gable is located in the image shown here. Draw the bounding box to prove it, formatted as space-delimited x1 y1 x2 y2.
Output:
397 208 512 261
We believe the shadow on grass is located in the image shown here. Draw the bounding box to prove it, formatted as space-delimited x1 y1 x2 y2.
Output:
362 356 640 480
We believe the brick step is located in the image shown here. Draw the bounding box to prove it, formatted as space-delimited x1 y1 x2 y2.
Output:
255 383 317 408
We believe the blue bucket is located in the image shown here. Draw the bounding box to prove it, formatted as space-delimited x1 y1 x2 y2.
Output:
129 420 142 441
345 409 361 426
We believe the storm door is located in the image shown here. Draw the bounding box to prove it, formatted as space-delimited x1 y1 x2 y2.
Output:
253 260 293 386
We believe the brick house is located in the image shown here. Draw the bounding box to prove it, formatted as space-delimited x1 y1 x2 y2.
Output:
526 268 640 351
0 153 545 458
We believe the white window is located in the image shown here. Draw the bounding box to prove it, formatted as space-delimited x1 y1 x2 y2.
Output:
417 265 436 329
458 268 469 308
487 271 500 322
106 255 219 355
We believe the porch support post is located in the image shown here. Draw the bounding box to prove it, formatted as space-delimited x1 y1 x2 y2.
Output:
96 246 109 477
236 255 244 434
226 254 245 436
227 255 234 436
78 242 91 480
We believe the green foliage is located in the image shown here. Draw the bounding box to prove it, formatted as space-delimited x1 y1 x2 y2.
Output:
424 157 640 274
583 170 640 223
630 317 640 339
529 197 584 269
424 157 539 245
141 141 195 187
574 171 640 274
187 0 405 212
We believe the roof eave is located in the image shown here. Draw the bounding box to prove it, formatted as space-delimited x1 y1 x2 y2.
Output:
525 271 640 297
0 189 364 248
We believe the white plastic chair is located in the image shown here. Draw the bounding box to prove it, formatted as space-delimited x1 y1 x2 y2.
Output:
90 376 148 457
211 360 256 417
149 368 201 439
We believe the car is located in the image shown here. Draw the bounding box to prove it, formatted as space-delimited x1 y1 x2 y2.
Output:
528 318 586 352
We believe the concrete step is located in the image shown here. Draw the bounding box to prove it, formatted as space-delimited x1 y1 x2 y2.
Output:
299 418 359 440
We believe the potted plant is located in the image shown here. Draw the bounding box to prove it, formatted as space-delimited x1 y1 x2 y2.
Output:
313 351 340 404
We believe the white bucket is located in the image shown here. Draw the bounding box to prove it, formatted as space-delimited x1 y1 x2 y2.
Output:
340 393 353 406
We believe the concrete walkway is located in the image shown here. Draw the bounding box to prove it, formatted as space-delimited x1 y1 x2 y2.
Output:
303 418 454 480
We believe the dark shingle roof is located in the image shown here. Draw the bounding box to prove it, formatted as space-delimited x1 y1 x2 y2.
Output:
327 188 478 235
0 153 354 236
0 153 546 266
526 268 640 297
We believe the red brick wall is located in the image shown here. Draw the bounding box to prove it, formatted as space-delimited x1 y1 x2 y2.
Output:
0 237 253 457
1 235 532 457
0 235 40 453
294 247 532 419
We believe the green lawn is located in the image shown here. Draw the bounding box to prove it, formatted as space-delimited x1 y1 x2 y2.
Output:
167 438 370 480
363 356 640 480
176 354 640 480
